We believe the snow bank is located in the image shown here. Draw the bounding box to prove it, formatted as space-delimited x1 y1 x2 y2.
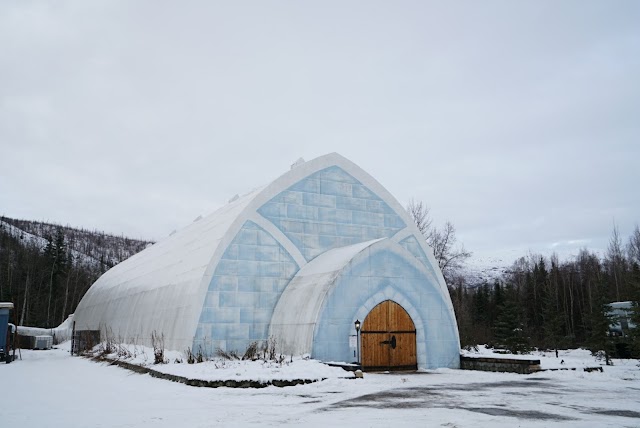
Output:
86 342 350 383
461 345 630 370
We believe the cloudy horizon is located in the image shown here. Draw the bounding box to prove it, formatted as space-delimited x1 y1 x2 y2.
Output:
1 1 638 266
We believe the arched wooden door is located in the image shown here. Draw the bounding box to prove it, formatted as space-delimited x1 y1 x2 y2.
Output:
361 300 417 371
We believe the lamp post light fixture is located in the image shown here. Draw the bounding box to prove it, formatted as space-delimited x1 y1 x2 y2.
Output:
354 319 361 365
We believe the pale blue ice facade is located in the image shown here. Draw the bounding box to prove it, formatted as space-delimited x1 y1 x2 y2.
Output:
312 241 460 369
194 220 299 354
192 159 460 369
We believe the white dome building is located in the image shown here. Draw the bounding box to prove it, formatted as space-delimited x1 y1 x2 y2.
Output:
73 153 460 370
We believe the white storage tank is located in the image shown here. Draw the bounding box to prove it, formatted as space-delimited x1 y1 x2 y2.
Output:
34 335 53 350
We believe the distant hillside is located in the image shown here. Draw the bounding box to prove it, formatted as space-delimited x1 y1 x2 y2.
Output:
2 217 152 270
0 216 153 328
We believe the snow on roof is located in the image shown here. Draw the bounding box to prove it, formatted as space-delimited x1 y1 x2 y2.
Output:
609 301 633 309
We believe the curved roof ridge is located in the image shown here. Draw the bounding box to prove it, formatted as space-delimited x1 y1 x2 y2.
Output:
236 152 446 289
82 185 264 293
296 238 384 276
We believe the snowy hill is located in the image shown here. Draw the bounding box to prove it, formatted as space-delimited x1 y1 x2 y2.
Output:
0 216 153 328
0 216 153 270
460 254 512 287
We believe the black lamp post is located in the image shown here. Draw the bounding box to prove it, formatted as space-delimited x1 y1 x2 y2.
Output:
354 319 361 365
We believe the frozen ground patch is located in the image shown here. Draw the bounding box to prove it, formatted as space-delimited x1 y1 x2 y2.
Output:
2 343 639 427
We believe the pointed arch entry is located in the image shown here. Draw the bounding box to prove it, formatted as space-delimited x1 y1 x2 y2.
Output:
361 300 417 370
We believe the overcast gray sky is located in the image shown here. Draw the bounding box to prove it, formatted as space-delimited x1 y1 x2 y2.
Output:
1 1 638 265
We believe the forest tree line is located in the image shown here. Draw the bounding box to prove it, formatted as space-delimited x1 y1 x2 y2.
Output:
449 226 640 358
0 217 152 328
407 200 640 358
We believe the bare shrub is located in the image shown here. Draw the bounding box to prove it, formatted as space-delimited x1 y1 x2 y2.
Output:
103 327 116 355
117 343 132 359
263 336 277 361
215 348 240 360
114 334 131 359
184 347 204 364
131 336 140 358
151 331 166 364
242 341 259 361
185 348 196 364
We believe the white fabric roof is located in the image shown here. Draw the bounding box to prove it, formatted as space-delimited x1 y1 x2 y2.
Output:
73 188 262 350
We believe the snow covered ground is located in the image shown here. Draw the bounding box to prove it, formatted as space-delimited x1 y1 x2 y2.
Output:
3 342 639 427
462 345 621 370
83 341 350 383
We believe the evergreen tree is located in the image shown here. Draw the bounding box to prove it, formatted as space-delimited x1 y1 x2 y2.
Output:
523 257 548 343
542 288 563 352
627 262 640 356
586 280 615 365
494 284 530 354
490 279 504 329
472 282 490 325
43 228 70 326
493 279 504 308
542 257 563 354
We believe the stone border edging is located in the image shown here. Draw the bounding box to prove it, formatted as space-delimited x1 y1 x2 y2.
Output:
91 357 326 388
539 366 604 373
459 355 541 374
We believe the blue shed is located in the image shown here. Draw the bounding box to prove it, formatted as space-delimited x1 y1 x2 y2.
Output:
0 302 13 360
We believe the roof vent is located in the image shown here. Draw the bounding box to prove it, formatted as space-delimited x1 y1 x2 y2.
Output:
291 157 305 169
228 194 239 203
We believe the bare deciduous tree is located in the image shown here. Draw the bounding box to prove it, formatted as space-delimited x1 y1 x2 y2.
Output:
430 221 472 283
406 200 471 284
628 224 640 266
606 222 626 302
406 199 432 240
